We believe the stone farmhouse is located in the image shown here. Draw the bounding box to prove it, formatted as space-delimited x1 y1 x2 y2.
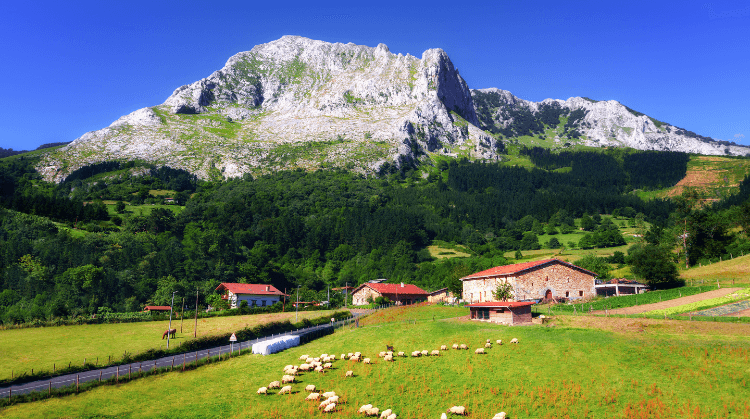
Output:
460 259 597 303
351 282 428 306
215 283 288 309
427 288 455 303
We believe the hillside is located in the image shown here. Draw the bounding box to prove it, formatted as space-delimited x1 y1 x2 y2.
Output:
35 36 749 183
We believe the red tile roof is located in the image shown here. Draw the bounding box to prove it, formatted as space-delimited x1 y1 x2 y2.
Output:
467 301 535 308
215 283 287 296
143 306 172 311
355 282 428 295
460 259 597 280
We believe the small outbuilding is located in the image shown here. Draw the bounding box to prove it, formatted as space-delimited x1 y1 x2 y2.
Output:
143 305 172 312
427 288 455 303
595 278 649 296
467 301 535 325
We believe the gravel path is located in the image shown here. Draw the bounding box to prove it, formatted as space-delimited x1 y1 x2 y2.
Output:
597 287 743 315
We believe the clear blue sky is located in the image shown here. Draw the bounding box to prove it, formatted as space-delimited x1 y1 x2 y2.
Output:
2 0 749 150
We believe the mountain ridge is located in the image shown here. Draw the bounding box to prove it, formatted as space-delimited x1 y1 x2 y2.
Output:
36 36 749 182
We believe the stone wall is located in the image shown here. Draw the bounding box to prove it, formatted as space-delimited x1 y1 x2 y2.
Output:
352 287 380 306
462 261 596 303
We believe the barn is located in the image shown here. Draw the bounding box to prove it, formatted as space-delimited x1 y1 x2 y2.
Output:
351 282 428 306
460 259 597 303
467 301 535 325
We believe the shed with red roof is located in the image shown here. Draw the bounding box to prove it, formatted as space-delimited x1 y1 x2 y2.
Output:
215 283 288 309
351 282 428 306
460 259 597 303
468 301 535 325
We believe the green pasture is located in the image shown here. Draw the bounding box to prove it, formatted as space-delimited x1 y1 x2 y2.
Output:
2 305 748 418
0 310 342 381
644 288 750 317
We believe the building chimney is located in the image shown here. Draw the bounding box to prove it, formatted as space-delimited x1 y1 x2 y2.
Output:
266 285 270 292
401 282 404 288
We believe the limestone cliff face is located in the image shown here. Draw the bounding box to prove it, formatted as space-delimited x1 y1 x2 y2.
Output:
39 36 494 182
472 88 749 156
37 36 747 182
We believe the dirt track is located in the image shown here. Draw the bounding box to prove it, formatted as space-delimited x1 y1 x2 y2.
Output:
596 287 743 315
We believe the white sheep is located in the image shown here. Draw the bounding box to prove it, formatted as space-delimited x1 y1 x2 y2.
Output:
299 363 312 371
315 366 325 373
284 364 294 370
411 351 421 357
342 353 347 360
268 381 281 389
384 354 393 362
397 351 406 357
363 357 371 364
256 387 267 395
378 351 386 358
278 385 292 395
386 415 397 419
323 403 336 413
452 344 458 350
485 342 492 348
510 338 519 344
314 357 321 362
299 354 310 360
475 348 485 354
323 362 333 369
319 399 332 410
421 350 428 356
380 408 392 418
386 351 393 356
305 384 316 392
320 353 328 359
441 413 448 419
447 405 467 415
345 370 354 377
459 344 468 350
354 352 362 357
305 392 320 401
492 412 507 419
366 407 380 416
486 339 491 344
358 404 373 414
431 350 441 356
350 355 361 362
322 391 336 398
325 395 339 404
306 357 315 364
496 339 503 345
347 352 353 359
282 375 295 383
440 345 448 351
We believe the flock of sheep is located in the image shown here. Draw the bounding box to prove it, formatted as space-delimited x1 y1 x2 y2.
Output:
256 338 519 417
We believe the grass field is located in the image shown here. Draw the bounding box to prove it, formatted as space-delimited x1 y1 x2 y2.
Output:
644 288 750 317
0 310 342 381
679 254 750 286
2 304 748 418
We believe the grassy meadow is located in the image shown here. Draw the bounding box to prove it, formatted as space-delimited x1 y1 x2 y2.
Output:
1 304 748 418
0 310 342 381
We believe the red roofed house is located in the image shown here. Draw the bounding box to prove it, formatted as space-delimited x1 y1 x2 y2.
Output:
215 283 288 309
468 301 535 325
460 259 597 303
351 282 428 306
143 305 173 312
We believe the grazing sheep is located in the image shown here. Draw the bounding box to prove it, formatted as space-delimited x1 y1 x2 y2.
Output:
323 362 333 369
363 358 371 364
358 404 373 414
278 385 292 395
268 381 281 389
440 345 448 351
485 342 492 348
354 352 362 357
306 357 315 364
325 396 340 405
441 414 448 419
299 355 310 360
305 384 316 392
386 351 393 356
323 403 336 413
397 351 406 357
452 344 458 350
380 408 392 418
345 370 354 377
378 351 386 358
447 405 467 415
459 344 468 350
350 355 361 362
305 392 321 401
315 366 325 373
492 412 507 419
257 387 267 395
496 339 503 345
384 354 393 362
347 353 353 359
486 339 491 343
411 351 421 357
320 353 328 358
322 391 336 398
510 338 519 344
475 348 485 354
299 363 312 371
282 375 295 384
314 357 321 362
319 400 332 410
284 364 294 370
329 355 336 360
386 415 397 419
366 407 380 416
421 350 428 356
431 350 440 356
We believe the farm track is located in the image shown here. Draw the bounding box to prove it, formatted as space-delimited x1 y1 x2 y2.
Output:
594 287 743 315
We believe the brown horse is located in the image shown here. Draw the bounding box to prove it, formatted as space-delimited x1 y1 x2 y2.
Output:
162 328 176 339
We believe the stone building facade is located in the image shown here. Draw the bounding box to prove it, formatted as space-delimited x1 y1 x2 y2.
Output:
351 283 428 306
427 288 455 303
460 259 597 303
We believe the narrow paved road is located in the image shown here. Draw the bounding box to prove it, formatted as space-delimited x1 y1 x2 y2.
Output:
0 314 370 398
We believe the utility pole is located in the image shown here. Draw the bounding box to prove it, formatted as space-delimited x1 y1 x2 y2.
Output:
194 288 199 338
180 297 185 333
283 288 286 312
167 291 177 349
684 218 689 268
345 282 348 308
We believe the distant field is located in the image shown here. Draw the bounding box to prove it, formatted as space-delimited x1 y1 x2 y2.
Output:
0 310 342 381
679 253 750 286
3 304 748 418
426 243 471 259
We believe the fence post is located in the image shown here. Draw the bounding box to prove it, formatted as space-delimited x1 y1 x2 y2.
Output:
49 381 51 396
117 366 119 383
99 371 102 382
76 375 79 393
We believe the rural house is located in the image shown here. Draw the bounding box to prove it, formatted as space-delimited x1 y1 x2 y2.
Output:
215 283 288 309
468 301 535 325
351 282 428 306
427 288 455 303
460 259 597 303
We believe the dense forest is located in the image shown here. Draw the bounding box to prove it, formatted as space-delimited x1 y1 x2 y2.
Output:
1 147 749 324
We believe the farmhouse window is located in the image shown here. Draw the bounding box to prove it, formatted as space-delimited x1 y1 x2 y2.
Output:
565 291 569 298
478 308 490 319
579 291 584 297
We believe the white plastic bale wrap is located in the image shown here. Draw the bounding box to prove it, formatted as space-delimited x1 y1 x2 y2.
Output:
252 335 301 355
